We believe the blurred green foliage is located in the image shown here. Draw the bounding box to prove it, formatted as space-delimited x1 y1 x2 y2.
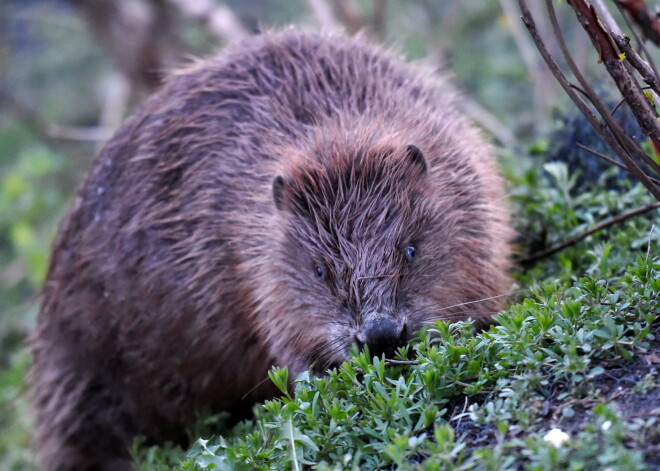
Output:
0 127 72 471
0 129 73 358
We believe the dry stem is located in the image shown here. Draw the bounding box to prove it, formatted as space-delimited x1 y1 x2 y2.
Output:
517 0 660 200
614 0 660 45
519 202 660 264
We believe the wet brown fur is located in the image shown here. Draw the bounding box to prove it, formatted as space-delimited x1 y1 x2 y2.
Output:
30 30 513 470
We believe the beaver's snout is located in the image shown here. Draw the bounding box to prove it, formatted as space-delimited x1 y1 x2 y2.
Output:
357 318 407 358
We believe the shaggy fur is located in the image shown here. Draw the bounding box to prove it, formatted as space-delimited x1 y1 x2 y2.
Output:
30 30 513 470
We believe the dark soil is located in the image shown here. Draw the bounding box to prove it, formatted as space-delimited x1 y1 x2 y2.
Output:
447 323 659 466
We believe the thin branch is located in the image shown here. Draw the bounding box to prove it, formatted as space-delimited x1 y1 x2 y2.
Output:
97 72 130 144
593 0 624 35
576 142 631 171
613 0 659 80
546 0 660 177
568 82 591 98
576 142 660 184
569 75 660 175
592 0 660 106
563 0 660 174
611 34 660 97
70 0 181 95
517 0 660 199
518 202 660 265
610 97 627 116
614 0 660 45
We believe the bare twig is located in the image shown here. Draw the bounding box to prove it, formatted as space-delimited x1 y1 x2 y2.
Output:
564 0 660 174
518 202 660 265
576 142 660 184
611 34 660 97
517 0 660 199
576 142 631 171
614 0 660 45
549 0 660 176
613 0 659 79
593 0 624 35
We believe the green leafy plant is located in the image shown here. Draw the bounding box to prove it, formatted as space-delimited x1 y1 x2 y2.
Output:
147 254 658 470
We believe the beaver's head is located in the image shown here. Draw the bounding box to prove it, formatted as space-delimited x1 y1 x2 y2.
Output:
258 133 509 375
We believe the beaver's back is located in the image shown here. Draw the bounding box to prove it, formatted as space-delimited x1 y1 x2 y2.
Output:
45 31 453 308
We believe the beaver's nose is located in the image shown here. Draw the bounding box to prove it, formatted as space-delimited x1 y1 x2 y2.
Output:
357 318 406 358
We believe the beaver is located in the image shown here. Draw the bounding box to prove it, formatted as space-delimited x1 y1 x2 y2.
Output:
30 30 513 470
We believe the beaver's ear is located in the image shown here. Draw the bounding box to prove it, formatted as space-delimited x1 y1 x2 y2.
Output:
405 145 427 175
272 175 292 211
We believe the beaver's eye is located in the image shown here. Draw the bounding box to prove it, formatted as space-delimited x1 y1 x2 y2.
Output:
405 245 416 262
315 265 325 281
